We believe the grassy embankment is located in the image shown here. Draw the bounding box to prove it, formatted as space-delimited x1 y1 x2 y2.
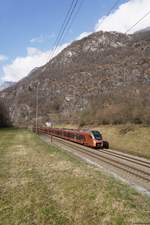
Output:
58 124 150 159
0 128 149 225
95 124 150 159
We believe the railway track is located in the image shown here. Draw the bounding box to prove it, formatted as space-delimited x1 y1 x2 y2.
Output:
54 137 150 181
100 148 150 168
40 133 150 191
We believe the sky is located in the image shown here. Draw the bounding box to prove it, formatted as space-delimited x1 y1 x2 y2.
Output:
0 0 150 83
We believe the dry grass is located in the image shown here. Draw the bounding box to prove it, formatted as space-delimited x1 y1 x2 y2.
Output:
93 124 150 159
0 128 150 225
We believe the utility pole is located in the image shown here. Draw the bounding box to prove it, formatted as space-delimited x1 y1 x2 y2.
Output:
51 122 52 143
35 82 39 134
50 122 54 143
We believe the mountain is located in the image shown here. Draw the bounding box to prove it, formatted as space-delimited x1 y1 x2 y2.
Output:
0 81 15 91
0 30 150 127
135 26 150 33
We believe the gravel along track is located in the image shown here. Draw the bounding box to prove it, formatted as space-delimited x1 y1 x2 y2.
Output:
40 134 150 194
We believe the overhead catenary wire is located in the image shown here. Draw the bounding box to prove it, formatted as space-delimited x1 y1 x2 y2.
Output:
50 0 81 60
98 0 121 28
125 9 150 34
104 0 121 18
63 0 85 40
50 0 76 57
51 0 80 58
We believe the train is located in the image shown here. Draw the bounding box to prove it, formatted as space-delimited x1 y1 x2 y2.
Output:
35 127 109 149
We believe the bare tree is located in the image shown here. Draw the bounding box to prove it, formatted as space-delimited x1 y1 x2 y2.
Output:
0 99 11 127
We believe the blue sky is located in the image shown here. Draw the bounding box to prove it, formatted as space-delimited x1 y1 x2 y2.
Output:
0 0 149 83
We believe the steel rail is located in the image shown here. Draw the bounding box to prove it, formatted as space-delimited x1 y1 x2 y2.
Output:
100 149 150 168
50 136 150 183
38 131 150 184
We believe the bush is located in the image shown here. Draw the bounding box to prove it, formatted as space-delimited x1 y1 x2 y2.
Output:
0 99 12 127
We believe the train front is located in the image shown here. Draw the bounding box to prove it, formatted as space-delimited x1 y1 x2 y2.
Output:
91 130 104 148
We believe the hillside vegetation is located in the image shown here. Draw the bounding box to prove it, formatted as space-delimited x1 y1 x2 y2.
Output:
0 129 150 225
0 30 150 127
0 99 12 127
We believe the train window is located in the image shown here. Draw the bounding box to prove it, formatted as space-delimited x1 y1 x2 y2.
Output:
91 130 102 140
76 135 80 140
70 133 74 138
79 135 84 140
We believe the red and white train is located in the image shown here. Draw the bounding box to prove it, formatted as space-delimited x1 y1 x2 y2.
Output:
35 127 109 149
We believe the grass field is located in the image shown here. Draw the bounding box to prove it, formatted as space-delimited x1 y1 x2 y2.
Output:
0 129 150 225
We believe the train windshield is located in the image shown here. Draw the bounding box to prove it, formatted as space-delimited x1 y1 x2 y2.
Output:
91 130 102 140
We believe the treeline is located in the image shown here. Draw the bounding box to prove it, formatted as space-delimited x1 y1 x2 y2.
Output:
0 99 11 127
79 85 150 126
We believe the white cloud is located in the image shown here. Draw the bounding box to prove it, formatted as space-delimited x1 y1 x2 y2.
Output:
30 33 55 43
95 0 150 33
76 32 92 40
3 43 68 82
0 54 8 63
30 36 45 43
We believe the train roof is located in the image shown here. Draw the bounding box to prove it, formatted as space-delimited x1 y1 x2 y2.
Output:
50 127 101 134
62 128 98 133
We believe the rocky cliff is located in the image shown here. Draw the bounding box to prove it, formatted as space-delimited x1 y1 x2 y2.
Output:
0 81 15 91
0 30 150 127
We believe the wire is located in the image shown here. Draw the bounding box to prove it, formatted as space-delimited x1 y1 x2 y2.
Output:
51 0 80 58
49 0 77 59
64 0 85 39
51 0 76 55
50 0 81 60
105 0 121 18
125 9 150 34
98 0 121 28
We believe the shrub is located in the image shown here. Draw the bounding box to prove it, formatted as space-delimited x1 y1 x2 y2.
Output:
0 99 12 127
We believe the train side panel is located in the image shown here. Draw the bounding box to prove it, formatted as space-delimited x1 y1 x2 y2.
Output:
34 127 108 149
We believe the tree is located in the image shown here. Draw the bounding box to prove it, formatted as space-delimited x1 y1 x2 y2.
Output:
0 99 11 127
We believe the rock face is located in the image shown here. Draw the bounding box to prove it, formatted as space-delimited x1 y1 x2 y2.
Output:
0 81 15 91
0 30 150 127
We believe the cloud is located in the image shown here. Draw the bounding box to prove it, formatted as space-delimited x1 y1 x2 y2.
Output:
3 44 68 82
95 0 150 33
0 54 8 63
76 32 92 40
30 33 55 43
30 36 45 43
